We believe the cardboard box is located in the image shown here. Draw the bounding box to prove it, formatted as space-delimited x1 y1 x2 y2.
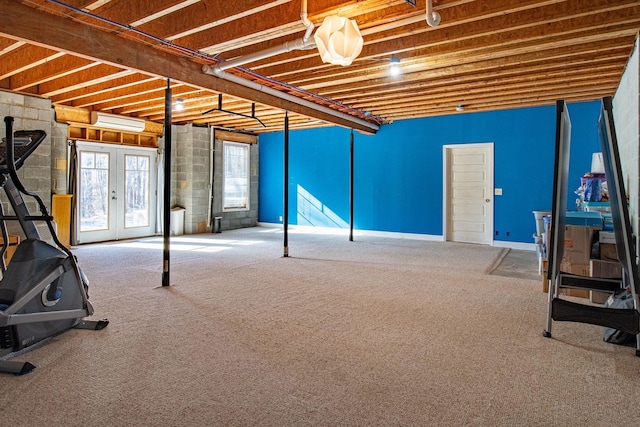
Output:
600 243 618 261
590 291 612 304
561 261 594 298
599 231 616 244
542 259 589 298
589 259 622 304
590 259 622 278
543 283 590 298
560 261 591 276
562 225 600 264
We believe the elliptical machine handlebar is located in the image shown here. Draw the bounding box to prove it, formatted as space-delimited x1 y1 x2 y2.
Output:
1 117 67 251
1 117 47 177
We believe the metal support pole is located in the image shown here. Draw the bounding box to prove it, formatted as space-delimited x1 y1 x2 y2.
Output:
161 80 172 286
283 111 289 257
349 129 354 242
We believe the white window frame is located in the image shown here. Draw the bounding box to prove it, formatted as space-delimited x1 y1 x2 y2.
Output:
222 141 250 211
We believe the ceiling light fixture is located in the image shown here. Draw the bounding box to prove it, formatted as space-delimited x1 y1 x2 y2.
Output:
314 15 363 66
175 98 184 112
389 57 401 77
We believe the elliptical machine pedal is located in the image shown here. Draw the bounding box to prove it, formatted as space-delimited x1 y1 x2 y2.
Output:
75 318 110 330
0 116 108 375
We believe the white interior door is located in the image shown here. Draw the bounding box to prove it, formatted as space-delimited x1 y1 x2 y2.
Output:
443 143 494 245
75 142 157 244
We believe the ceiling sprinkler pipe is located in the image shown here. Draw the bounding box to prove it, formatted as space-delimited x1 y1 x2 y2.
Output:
426 0 441 27
214 0 316 72
215 38 313 71
301 0 314 43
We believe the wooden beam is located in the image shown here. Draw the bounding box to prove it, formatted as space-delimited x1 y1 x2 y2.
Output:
0 0 378 134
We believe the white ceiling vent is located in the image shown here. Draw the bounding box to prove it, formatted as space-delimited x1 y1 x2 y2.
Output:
91 111 146 132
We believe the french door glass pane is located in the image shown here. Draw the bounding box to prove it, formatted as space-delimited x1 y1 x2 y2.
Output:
80 151 109 231
124 154 150 228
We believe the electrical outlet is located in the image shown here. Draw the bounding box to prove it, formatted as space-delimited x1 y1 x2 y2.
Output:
494 188 503 195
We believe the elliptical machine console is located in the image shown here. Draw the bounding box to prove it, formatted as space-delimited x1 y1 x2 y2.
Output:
0 116 107 375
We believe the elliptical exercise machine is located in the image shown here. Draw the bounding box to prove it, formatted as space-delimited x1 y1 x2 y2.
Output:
0 116 107 375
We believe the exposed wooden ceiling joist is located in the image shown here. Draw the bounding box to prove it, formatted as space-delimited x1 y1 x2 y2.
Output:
0 0 637 134
0 0 380 134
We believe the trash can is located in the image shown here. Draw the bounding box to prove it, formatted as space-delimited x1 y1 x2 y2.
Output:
533 210 551 237
170 206 185 236
213 216 222 233
533 210 551 274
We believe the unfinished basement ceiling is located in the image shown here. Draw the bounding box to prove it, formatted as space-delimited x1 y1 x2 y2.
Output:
1 0 639 134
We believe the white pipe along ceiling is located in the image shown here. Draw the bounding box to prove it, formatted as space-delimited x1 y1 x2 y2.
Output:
204 0 380 134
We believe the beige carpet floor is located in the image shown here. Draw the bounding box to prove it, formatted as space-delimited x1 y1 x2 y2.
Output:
2 226 640 426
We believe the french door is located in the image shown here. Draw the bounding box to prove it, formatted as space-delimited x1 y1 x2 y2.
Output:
75 142 157 244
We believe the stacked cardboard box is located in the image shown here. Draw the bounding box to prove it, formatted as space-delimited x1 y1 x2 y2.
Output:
542 259 590 298
542 223 592 297
590 231 621 303
558 225 600 298
598 231 618 261
542 224 624 300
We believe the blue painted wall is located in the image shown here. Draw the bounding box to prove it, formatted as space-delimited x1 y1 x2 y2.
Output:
259 101 602 243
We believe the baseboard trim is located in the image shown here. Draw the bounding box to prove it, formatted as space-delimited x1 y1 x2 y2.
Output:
257 222 535 250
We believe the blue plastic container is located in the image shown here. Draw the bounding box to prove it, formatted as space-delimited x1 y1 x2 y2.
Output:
565 211 603 227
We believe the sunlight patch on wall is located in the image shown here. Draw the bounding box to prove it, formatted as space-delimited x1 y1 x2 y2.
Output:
297 185 348 228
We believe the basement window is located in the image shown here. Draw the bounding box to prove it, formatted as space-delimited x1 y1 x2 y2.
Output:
222 141 250 211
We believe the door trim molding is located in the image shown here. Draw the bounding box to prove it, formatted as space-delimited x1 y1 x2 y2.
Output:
74 141 158 244
442 142 494 245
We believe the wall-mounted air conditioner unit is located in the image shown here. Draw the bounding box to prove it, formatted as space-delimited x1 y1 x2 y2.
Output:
91 111 146 132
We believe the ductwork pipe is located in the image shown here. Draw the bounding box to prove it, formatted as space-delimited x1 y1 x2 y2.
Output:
216 38 315 71
205 0 378 133
215 0 316 72
202 65 379 133
426 0 441 27
300 0 314 43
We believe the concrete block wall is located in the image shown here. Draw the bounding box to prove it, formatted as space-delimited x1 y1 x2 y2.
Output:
169 125 259 234
172 124 213 234
0 91 54 238
164 125 178 209
0 92 261 242
613 37 639 256
51 121 70 194
209 134 259 232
